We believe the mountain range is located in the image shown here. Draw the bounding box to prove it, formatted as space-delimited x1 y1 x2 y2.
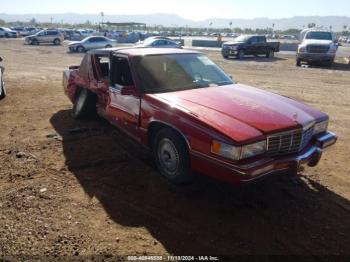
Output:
1 13 350 30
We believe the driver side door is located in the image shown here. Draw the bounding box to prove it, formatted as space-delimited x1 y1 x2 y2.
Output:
106 54 141 140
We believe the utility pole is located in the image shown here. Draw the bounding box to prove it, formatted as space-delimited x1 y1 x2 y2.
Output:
100 12 104 31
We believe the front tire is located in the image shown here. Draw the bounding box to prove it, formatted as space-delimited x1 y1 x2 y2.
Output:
266 49 274 58
53 38 61 45
296 58 302 67
77 46 85 53
31 39 39 45
237 50 245 60
153 128 192 184
72 88 97 119
0 79 6 100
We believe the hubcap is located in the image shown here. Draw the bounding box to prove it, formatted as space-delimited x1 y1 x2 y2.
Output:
158 138 179 175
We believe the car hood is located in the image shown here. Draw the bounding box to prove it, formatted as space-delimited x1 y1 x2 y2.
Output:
151 84 325 143
224 41 245 45
301 39 333 46
68 41 82 46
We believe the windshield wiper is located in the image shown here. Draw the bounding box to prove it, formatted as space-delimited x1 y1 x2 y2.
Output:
216 81 233 86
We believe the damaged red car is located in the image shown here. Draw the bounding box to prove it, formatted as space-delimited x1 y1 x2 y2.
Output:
63 48 337 185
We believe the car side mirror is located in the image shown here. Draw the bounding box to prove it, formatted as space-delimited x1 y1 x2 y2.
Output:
120 85 137 96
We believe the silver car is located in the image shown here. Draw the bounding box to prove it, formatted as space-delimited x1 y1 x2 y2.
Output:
68 36 118 52
135 37 182 48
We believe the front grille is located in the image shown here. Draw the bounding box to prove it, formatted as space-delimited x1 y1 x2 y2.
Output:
307 45 329 53
267 125 314 156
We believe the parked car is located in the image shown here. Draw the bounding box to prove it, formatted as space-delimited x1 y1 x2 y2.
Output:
0 57 6 100
135 37 182 48
25 30 64 45
296 29 338 67
63 48 337 185
222 35 280 59
68 36 118 52
0 27 18 38
11 27 30 37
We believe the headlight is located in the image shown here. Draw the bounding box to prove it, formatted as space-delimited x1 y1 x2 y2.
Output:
211 140 266 161
298 46 307 53
313 120 328 135
241 141 267 159
211 140 241 160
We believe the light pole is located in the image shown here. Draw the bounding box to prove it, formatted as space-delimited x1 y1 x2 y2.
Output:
100 12 104 31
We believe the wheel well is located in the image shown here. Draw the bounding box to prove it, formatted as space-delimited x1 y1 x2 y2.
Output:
147 122 190 151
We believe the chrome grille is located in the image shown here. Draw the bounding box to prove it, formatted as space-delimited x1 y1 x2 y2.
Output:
267 125 314 156
307 45 329 54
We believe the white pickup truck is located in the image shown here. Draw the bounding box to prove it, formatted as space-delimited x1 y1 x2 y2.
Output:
296 29 338 67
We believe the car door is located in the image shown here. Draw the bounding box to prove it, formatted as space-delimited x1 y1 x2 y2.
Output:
247 37 259 55
258 36 267 54
37 31 47 43
107 54 141 140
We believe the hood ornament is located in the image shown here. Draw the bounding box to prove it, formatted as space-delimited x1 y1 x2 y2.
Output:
293 113 298 121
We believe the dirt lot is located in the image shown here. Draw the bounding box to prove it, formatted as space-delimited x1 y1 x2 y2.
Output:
0 39 350 260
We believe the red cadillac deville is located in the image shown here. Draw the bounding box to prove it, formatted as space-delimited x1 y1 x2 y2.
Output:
63 48 337 185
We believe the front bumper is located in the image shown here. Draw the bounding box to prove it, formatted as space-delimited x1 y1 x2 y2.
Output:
192 132 337 184
297 52 335 62
222 48 238 56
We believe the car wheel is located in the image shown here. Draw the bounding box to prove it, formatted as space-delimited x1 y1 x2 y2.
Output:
0 78 6 100
77 46 85 53
105 45 112 48
5 33 9 38
72 88 97 119
153 128 192 184
325 60 334 67
266 50 274 58
53 38 61 45
237 50 245 60
223 55 229 59
296 58 302 67
31 39 39 45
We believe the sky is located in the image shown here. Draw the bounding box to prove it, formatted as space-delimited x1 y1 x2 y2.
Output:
1 0 350 20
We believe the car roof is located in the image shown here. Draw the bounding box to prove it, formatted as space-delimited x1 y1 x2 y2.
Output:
89 47 200 57
114 48 200 56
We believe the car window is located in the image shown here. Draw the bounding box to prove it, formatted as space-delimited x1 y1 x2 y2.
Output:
110 57 134 86
47 31 58 36
0 28 3 31
93 55 110 79
250 37 258 44
306 32 332 40
89 37 104 42
258 36 265 43
134 54 234 93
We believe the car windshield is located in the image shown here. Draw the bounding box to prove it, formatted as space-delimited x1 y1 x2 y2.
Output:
233 35 251 42
134 53 234 93
306 32 332 40
143 38 159 45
